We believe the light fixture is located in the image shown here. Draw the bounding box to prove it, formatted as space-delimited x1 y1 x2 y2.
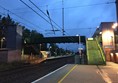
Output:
112 23 118 29
99 32 102 34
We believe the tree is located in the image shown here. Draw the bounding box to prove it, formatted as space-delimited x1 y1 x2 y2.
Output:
0 15 17 48
23 28 31 43
23 28 45 55
1 14 15 26
49 43 60 56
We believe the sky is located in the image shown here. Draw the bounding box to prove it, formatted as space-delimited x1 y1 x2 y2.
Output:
0 0 117 51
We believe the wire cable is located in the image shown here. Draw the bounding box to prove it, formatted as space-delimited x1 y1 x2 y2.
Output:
0 12 45 33
20 0 61 33
29 0 62 31
47 1 115 10
0 5 42 29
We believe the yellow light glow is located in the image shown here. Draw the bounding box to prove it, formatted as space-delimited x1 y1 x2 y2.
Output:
110 53 113 57
99 32 102 34
112 23 118 29
103 31 112 39
115 53 118 56
115 53 118 58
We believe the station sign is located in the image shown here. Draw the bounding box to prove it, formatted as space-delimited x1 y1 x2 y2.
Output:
87 38 93 40
104 45 114 48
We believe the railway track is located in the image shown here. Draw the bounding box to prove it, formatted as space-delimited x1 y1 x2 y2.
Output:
0 56 74 83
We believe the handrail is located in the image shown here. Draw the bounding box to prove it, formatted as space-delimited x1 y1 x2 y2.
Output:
95 38 106 64
86 39 89 63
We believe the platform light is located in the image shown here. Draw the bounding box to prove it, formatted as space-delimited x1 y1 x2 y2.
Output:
112 23 118 29
115 53 118 57
1 37 5 48
103 31 112 39
115 53 118 60
110 53 113 57
99 32 102 34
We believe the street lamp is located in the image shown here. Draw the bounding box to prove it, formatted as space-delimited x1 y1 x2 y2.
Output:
76 34 81 48
39 44 42 56
99 32 102 34
1 37 5 48
55 48 58 56
112 23 118 29
49 46 52 57
112 22 118 49
76 34 82 64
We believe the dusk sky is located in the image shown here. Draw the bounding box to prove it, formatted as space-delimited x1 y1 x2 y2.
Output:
0 0 117 51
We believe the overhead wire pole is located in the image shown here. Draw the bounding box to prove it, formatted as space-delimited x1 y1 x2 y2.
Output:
20 0 60 33
62 0 65 36
28 0 73 37
116 0 118 23
46 7 55 34
20 0 51 24
20 0 79 42
28 0 61 32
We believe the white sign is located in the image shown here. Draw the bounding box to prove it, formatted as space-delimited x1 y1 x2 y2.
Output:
104 45 113 48
88 38 93 40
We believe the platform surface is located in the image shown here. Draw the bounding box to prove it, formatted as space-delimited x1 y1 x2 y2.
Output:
32 64 107 83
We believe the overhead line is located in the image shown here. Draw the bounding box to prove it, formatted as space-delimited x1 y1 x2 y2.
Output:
20 0 61 33
20 0 50 24
12 1 115 11
0 11 44 32
29 0 62 30
64 1 115 9
65 28 96 30
46 1 115 10
0 5 42 29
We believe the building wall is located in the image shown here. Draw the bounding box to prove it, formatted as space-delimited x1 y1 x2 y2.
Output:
100 22 115 61
6 25 16 49
0 25 22 62
16 25 22 49
0 49 8 62
8 50 21 62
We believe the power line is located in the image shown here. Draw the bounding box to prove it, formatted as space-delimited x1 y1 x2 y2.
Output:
11 1 115 11
65 28 96 30
12 1 115 14
0 12 44 33
64 1 115 9
12 18 44 33
0 5 43 30
47 1 115 10
28 0 62 32
20 0 61 34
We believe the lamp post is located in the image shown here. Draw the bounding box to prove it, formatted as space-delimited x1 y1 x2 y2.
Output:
1 37 5 48
76 34 82 63
55 48 58 56
39 44 42 56
49 46 52 57
112 22 118 50
76 34 81 49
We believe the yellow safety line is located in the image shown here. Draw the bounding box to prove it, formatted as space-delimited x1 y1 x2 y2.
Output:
58 65 77 83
